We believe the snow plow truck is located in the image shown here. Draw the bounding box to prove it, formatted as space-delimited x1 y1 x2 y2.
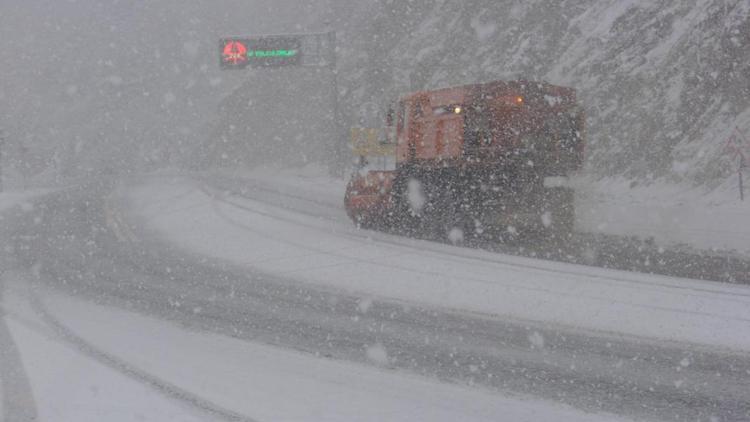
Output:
344 80 585 242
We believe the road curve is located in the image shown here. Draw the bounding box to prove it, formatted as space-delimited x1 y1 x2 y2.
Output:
4 178 750 422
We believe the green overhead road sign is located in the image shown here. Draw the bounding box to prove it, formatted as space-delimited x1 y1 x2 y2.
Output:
220 35 302 69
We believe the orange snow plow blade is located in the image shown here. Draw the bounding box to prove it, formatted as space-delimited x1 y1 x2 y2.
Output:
344 170 395 227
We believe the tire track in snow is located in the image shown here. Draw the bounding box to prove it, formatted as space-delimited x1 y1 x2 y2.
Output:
0 273 38 422
25 286 260 422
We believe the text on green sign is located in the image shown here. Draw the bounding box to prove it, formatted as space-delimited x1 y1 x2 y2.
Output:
248 50 298 58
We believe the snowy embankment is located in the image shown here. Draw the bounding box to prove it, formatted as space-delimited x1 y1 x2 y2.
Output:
1 279 208 422
575 174 750 255
0 189 49 213
128 168 750 353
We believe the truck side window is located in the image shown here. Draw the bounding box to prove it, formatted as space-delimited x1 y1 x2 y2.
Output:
414 102 424 118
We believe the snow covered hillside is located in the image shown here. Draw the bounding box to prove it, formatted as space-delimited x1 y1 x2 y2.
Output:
338 0 750 185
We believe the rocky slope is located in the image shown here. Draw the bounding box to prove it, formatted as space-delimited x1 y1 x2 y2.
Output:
338 0 750 186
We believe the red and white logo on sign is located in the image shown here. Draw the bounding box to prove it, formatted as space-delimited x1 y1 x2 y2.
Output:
222 40 248 65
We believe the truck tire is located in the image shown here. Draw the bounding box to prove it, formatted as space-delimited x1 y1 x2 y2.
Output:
390 171 425 236
546 187 575 243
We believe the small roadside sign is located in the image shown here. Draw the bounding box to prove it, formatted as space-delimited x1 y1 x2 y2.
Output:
724 126 749 161
723 126 748 201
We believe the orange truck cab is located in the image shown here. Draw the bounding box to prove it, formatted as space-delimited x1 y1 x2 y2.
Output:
345 80 585 241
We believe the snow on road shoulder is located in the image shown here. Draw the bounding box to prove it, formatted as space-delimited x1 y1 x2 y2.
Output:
127 177 750 353
212 164 347 206
0 189 50 213
575 174 750 256
37 286 633 422
1 280 209 422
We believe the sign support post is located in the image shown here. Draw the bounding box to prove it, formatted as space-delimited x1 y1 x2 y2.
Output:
219 32 343 175
0 129 4 193
327 30 344 176
740 154 745 201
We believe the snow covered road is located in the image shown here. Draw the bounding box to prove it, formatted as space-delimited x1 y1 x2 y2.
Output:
1 176 749 421
0 183 639 421
131 174 750 352
5 280 624 422
127 174 750 420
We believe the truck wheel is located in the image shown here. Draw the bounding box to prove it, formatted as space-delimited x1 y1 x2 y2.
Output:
546 188 575 243
391 174 425 236
355 214 377 230
434 194 472 245
442 212 473 245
